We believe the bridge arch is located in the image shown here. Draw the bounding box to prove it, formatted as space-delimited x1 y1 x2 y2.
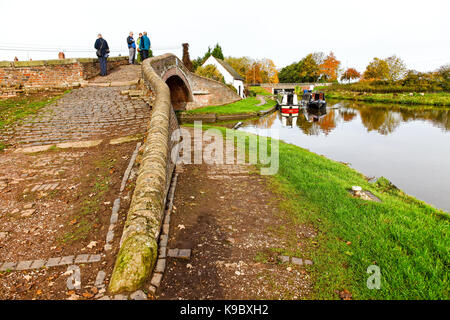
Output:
161 67 193 111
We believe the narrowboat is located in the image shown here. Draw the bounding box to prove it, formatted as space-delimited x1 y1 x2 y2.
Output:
302 90 327 108
277 91 301 116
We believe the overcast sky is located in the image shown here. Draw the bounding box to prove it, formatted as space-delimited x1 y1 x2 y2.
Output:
0 0 449 73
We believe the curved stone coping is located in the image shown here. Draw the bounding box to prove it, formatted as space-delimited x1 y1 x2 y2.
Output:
109 54 173 294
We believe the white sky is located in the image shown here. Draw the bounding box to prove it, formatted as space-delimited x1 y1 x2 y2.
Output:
0 0 449 73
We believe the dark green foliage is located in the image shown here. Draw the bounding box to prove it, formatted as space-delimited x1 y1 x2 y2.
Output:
211 43 224 60
279 54 321 83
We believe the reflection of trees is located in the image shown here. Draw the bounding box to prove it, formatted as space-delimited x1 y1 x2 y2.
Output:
295 109 337 135
339 108 357 122
378 112 401 135
296 115 316 135
359 107 389 133
359 107 401 135
400 109 450 131
246 111 278 128
318 109 337 134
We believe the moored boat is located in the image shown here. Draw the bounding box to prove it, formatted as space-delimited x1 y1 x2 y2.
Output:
277 91 301 116
302 90 327 109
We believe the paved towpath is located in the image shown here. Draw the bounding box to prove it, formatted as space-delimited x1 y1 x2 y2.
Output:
153 128 316 299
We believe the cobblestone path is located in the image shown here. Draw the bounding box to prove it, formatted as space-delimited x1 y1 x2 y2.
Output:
89 64 141 83
1 85 150 148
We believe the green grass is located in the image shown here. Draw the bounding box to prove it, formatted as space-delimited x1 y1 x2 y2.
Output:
249 86 272 96
322 91 450 107
0 91 69 131
186 124 449 299
184 97 276 115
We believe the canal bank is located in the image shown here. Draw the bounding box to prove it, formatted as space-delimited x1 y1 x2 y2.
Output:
322 91 450 107
187 124 448 299
237 100 450 213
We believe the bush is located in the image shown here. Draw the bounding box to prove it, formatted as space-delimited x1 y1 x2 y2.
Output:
195 65 225 83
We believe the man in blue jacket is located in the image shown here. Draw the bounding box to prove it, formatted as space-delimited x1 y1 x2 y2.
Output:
94 34 109 76
139 32 151 60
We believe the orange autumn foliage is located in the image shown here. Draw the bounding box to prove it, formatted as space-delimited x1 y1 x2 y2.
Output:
319 52 341 81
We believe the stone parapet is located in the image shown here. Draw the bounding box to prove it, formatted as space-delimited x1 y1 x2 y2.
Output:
109 54 179 293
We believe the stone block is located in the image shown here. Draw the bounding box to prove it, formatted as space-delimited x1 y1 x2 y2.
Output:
74 254 90 264
30 259 46 269
89 254 102 263
178 249 191 259
291 257 303 266
130 290 147 300
155 259 166 273
167 248 179 257
46 257 61 267
59 255 74 265
151 273 163 287
0 262 17 271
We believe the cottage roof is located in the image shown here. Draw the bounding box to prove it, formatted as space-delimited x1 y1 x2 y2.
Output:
205 56 244 81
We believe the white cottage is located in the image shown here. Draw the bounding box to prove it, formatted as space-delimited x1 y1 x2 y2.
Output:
202 56 246 98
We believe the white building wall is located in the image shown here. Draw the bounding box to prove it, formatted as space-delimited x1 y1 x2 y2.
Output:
203 56 245 98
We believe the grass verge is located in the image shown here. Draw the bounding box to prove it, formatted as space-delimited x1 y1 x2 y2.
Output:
184 123 449 299
184 97 276 115
0 91 70 131
249 86 272 96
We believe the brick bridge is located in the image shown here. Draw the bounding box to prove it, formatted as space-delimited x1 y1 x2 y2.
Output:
147 53 240 111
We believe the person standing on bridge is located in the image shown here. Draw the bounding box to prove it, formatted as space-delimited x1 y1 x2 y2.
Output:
94 34 109 76
127 32 136 65
139 31 151 60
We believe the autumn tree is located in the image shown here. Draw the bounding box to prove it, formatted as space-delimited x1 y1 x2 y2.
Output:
319 51 341 81
279 53 321 83
363 57 390 80
246 62 263 84
225 56 252 79
385 55 407 81
259 58 279 83
195 65 225 83
341 68 361 83
437 64 450 91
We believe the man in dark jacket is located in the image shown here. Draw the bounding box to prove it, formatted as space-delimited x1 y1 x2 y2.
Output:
94 34 109 76
127 32 136 65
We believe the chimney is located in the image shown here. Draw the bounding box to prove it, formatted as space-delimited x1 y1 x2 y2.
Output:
182 43 193 72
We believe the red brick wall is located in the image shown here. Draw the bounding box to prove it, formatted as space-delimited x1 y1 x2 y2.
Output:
0 57 128 92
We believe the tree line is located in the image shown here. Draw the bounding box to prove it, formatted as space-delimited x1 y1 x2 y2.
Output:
184 44 449 91
188 44 280 84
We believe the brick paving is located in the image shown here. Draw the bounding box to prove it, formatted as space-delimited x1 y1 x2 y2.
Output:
1 85 150 148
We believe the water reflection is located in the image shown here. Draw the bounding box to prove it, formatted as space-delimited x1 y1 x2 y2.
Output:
246 101 450 136
238 101 450 212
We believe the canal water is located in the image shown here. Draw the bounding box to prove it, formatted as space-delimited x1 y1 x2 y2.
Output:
237 100 450 212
